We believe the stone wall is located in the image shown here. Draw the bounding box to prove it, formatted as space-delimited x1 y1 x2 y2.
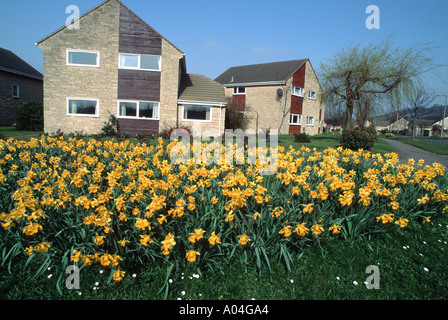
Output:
38 0 121 135
159 39 184 131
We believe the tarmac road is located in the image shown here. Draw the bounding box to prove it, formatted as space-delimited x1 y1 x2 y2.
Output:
382 138 448 167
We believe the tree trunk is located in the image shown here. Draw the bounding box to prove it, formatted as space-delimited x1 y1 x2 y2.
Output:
344 101 354 129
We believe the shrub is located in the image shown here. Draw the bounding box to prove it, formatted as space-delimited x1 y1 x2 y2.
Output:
294 133 311 143
339 125 377 150
101 113 118 137
16 102 44 131
159 125 192 140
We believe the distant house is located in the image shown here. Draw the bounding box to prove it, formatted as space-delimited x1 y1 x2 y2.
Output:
0 48 43 126
388 118 409 132
215 59 325 135
413 119 436 137
370 119 389 132
431 116 448 137
37 0 226 137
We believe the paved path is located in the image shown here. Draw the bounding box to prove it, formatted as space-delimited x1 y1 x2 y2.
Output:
382 138 448 167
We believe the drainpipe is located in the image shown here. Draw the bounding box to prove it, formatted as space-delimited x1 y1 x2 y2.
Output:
437 95 447 138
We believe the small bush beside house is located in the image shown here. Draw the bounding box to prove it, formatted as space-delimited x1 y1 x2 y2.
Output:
15 102 44 131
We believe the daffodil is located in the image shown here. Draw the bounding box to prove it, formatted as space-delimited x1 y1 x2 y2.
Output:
329 225 342 235
311 224 324 235
208 231 221 246
186 250 200 262
237 234 251 246
189 229 206 243
113 269 125 281
395 218 409 228
279 226 292 237
294 223 309 236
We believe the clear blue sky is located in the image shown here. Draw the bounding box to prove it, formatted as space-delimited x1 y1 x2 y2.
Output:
1 0 447 105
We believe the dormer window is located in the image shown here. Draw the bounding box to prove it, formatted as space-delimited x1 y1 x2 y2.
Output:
233 87 246 95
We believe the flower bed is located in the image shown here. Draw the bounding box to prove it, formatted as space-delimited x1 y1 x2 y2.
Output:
1 136 447 291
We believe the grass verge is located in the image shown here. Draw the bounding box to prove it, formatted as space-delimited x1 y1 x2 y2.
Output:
385 136 448 156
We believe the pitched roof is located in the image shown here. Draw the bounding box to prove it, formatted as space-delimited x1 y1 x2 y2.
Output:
0 47 43 80
36 0 183 54
215 59 308 86
178 74 226 104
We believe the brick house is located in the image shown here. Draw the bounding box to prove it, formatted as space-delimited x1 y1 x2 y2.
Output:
37 0 226 137
215 59 325 135
0 48 43 126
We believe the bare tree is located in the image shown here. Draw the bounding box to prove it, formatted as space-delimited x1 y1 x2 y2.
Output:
318 39 438 129
406 87 435 140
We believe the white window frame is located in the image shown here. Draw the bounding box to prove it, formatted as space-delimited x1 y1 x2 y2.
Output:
66 49 100 67
233 87 246 95
308 90 316 100
66 97 99 117
181 104 213 123
289 114 302 126
118 53 162 72
292 86 304 97
117 100 160 120
306 116 314 126
12 84 19 98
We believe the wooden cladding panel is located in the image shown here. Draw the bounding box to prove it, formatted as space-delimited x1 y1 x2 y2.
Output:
118 69 160 101
290 95 303 114
118 118 159 137
289 125 301 135
119 4 162 55
292 64 306 88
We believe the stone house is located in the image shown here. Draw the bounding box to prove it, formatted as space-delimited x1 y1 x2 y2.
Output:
388 118 409 133
0 48 43 126
37 0 226 137
215 59 325 135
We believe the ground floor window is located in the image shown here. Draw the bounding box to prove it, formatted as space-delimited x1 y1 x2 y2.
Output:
182 105 212 122
290 114 302 125
67 98 99 116
118 101 159 119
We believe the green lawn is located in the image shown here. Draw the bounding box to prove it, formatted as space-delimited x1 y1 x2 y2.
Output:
0 126 43 138
2 214 447 300
278 132 396 155
384 136 448 156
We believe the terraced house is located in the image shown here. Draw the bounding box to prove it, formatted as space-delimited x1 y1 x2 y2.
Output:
215 59 325 135
37 0 226 137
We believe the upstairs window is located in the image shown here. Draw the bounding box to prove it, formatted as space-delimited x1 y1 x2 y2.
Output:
233 87 246 95
292 86 304 97
67 49 99 67
289 114 301 125
12 84 19 98
119 53 161 71
308 90 316 100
